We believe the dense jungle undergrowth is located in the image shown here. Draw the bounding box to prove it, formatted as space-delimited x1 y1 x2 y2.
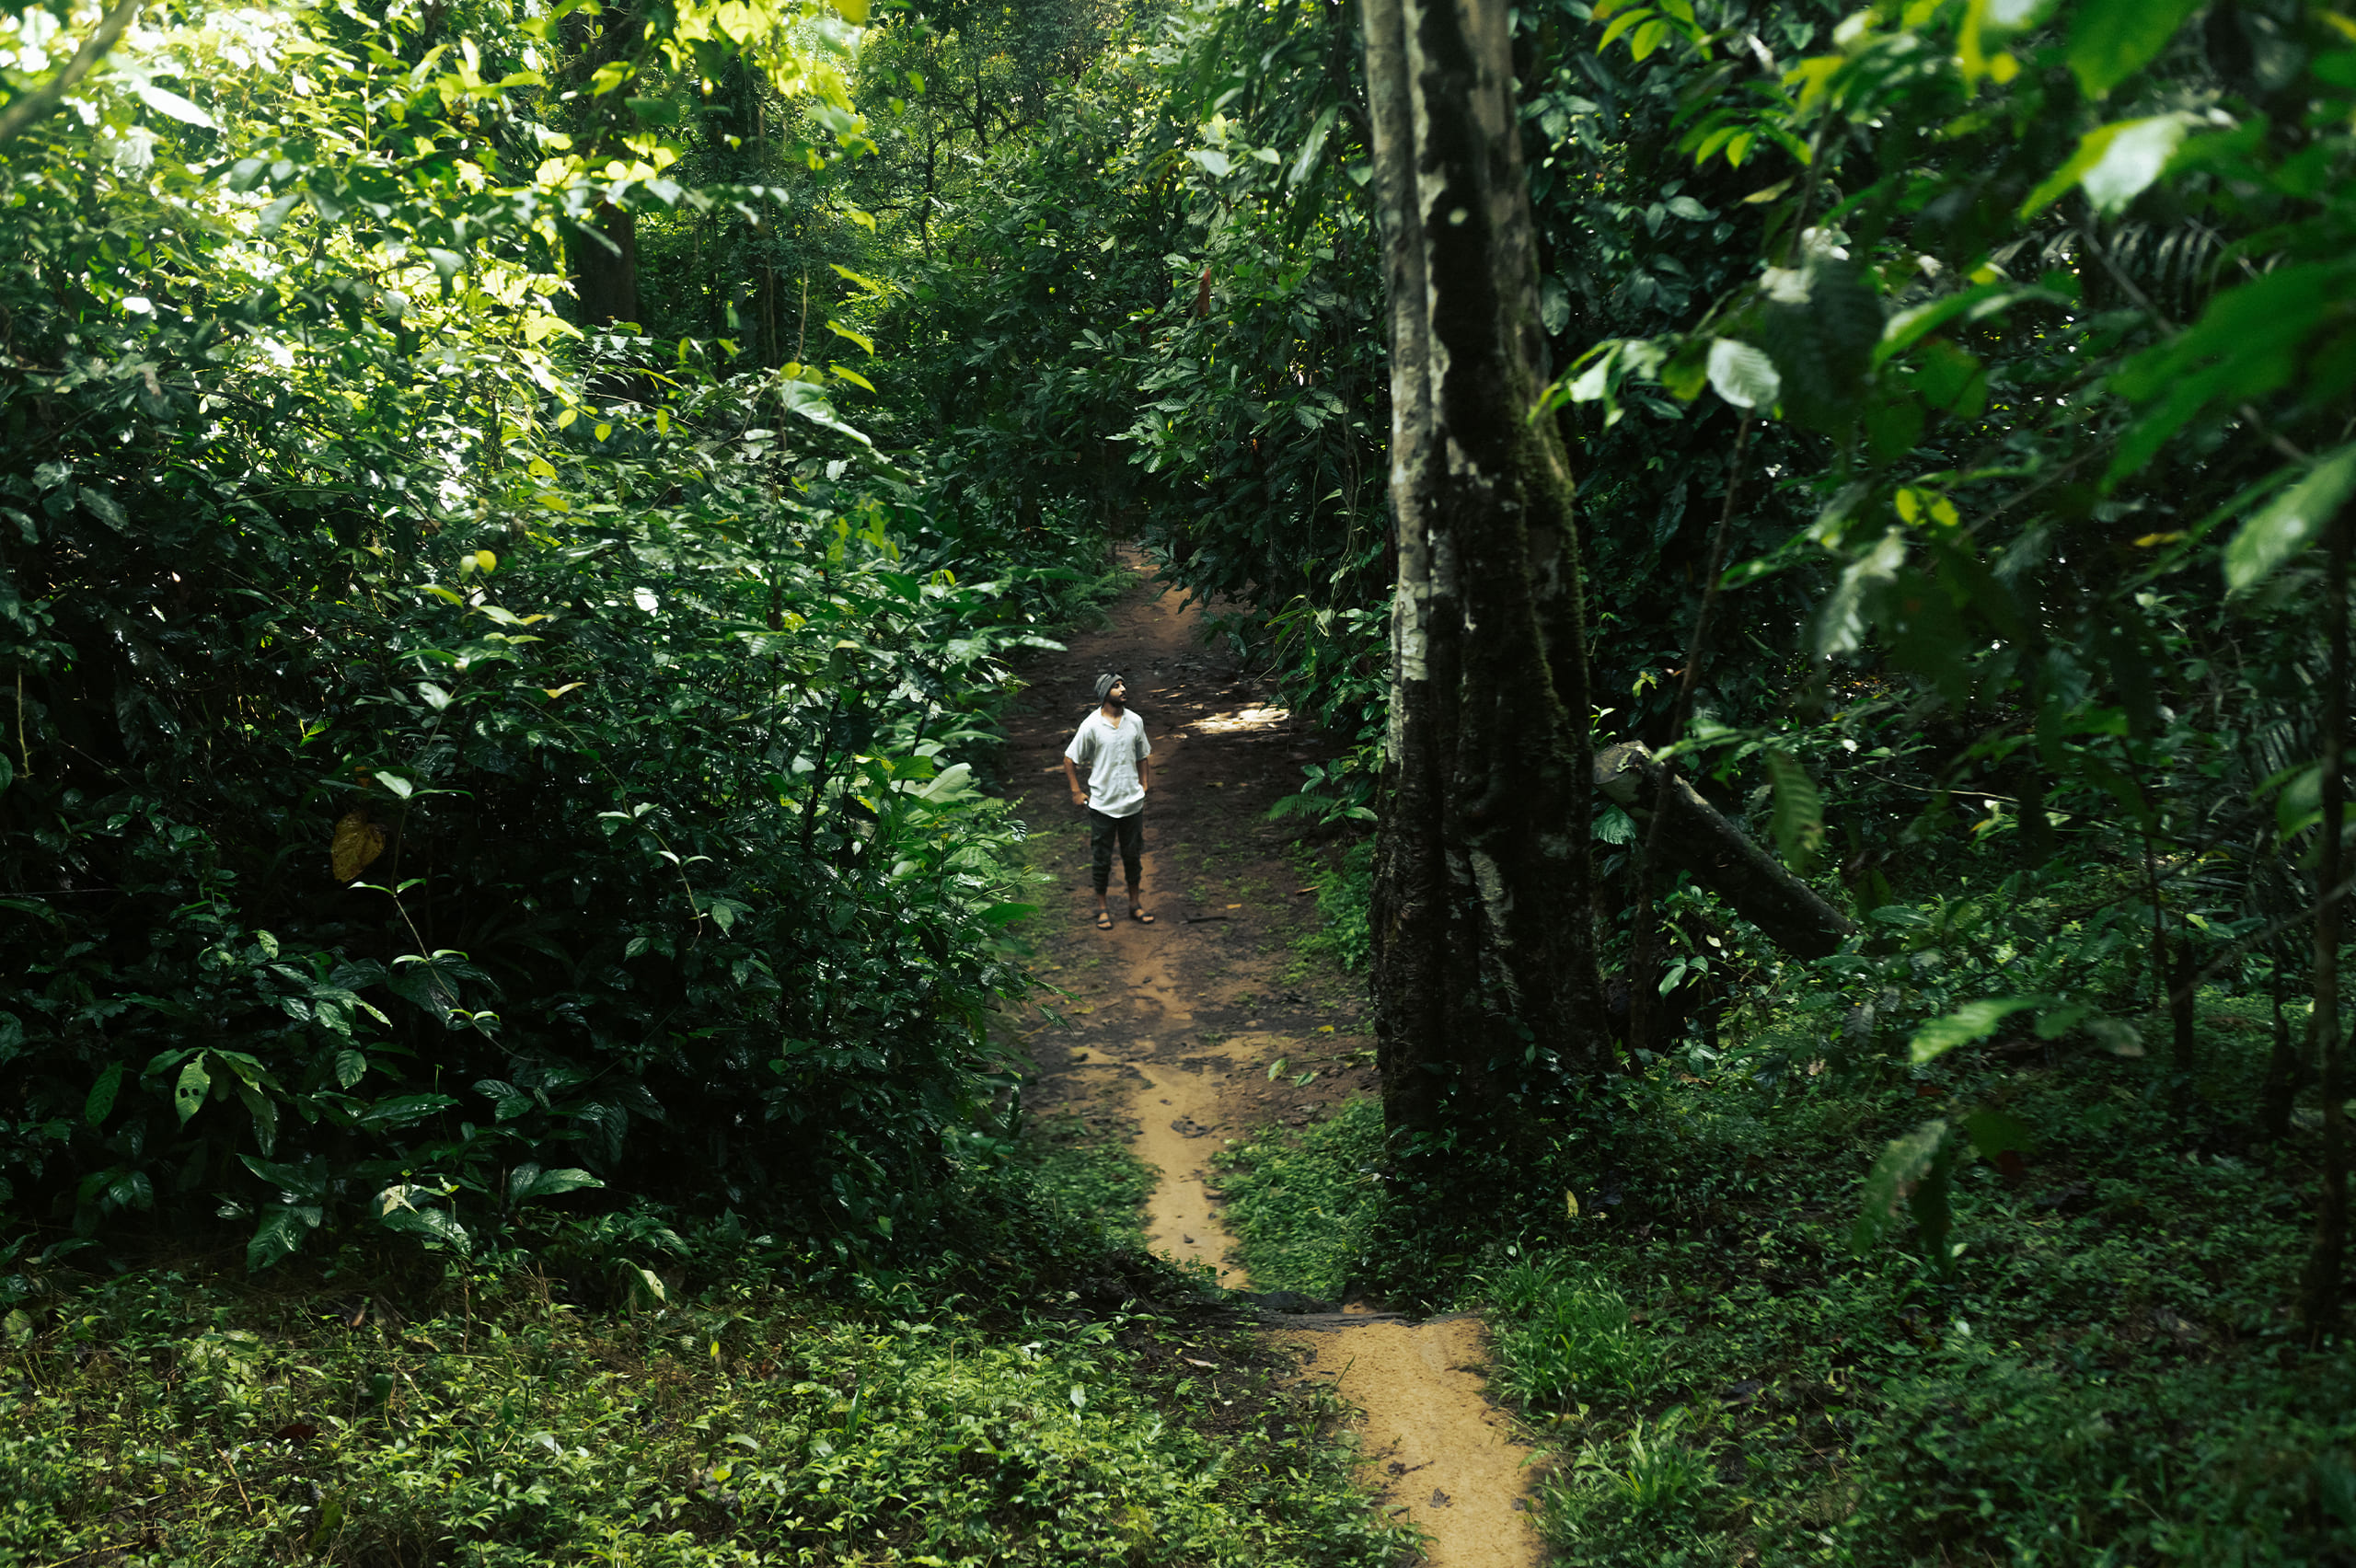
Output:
8 0 2356 1562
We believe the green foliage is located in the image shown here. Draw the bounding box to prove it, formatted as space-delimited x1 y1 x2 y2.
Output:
1210 1096 1383 1299
1460 982 2356 1565
0 1243 1411 1568
1296 840 1374 975
1017 1111 1157 1252
0 0 1121 1266
1480 1253 1661 1410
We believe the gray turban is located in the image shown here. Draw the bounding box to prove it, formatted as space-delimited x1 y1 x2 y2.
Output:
1095 672 1125 704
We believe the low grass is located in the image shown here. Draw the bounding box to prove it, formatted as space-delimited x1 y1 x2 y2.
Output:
1018 1108 1156 1251
1427 1001 2356 1566
1 1184 1409 1567
1203 986 2356 1562
1212 1097 1384 1298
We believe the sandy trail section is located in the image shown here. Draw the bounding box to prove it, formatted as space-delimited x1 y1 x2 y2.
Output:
1001 558 1542 1567
1281 1317 1542 1568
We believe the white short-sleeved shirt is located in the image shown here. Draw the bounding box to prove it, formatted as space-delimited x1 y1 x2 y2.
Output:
1064 709 1151 819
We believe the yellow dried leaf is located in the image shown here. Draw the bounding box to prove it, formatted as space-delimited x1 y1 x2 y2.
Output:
331 812 387 882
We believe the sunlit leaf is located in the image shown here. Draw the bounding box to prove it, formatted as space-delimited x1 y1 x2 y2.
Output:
2022 115 2189 217
2223 444 2356 593
135 82 215 128
1705 338 1780 409
175 1055 212 1125
1910 997 2046 1063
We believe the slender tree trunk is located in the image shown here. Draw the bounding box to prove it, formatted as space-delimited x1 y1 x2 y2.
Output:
2261 944 2301 1139
2301 506 2350 1340
572 202 640 327
1362 0 1611 1138
561 3 644 329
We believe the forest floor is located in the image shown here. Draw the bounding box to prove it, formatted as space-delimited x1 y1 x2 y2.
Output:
998 557 1543 1568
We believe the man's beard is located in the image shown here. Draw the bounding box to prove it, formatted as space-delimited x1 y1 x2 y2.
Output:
1105 698 1126 713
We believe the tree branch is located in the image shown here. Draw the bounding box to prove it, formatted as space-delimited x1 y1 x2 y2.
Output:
0 0 147 149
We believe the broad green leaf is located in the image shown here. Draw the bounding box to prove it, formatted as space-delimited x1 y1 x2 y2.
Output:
2023 115 2189 217
357 1092 457 1129
247 1206 317 1273
1910 997 2045 1063
2106 264 2341 482
2067 0 2202 98
913 762 976 803
1814 527 1907 658
1705 338 1779 409
623 1263 666 1308
84 1062 124 1128
174 1055 212 1124
380 1203 471 1253
1288 105 1337 188
2224 444 2356 593
1186 148 1231 179
514 1166 604 1203
236 1080 279 1159
1853 1119 1948 1254
1759 258 1881 430
1877 282 2011 364
334 1048 367 1090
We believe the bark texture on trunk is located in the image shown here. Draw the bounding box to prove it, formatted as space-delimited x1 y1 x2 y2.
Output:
1363 0 1611 1136
571 202 641 328
1594 743 1857 961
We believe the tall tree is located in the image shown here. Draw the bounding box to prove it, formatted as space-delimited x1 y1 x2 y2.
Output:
1361 0 1611 1135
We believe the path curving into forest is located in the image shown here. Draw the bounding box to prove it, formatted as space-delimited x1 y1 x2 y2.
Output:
1004 557 1542 1568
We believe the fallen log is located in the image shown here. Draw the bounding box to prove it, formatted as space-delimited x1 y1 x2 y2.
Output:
1594 741 1858 960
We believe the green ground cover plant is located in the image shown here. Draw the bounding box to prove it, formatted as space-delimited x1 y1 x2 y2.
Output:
1210 1098 1383 1300
1 1187 1411 1568
1443 1001 2356 1565
1016 1110 1157 1253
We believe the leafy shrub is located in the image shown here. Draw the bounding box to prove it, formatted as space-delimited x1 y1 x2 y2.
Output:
0 1257 1414 1568
1536 1409 1725 1568
1482 1252 1661 1410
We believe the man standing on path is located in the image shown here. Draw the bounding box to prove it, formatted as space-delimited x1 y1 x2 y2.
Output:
1063 672 1155 930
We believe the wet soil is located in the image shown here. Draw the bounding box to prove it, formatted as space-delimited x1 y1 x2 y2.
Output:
998 558 1543 1568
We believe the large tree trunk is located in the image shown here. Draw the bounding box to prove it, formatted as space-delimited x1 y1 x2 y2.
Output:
1363 0 1611 1137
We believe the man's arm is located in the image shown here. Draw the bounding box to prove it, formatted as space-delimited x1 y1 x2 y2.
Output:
1063 755 1087 806
1136 755 1152 795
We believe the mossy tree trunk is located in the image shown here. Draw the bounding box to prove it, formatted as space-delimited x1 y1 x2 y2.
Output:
1361 0 1611 1137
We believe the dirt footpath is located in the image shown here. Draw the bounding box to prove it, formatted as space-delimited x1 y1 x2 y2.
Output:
999 558 1542 1568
